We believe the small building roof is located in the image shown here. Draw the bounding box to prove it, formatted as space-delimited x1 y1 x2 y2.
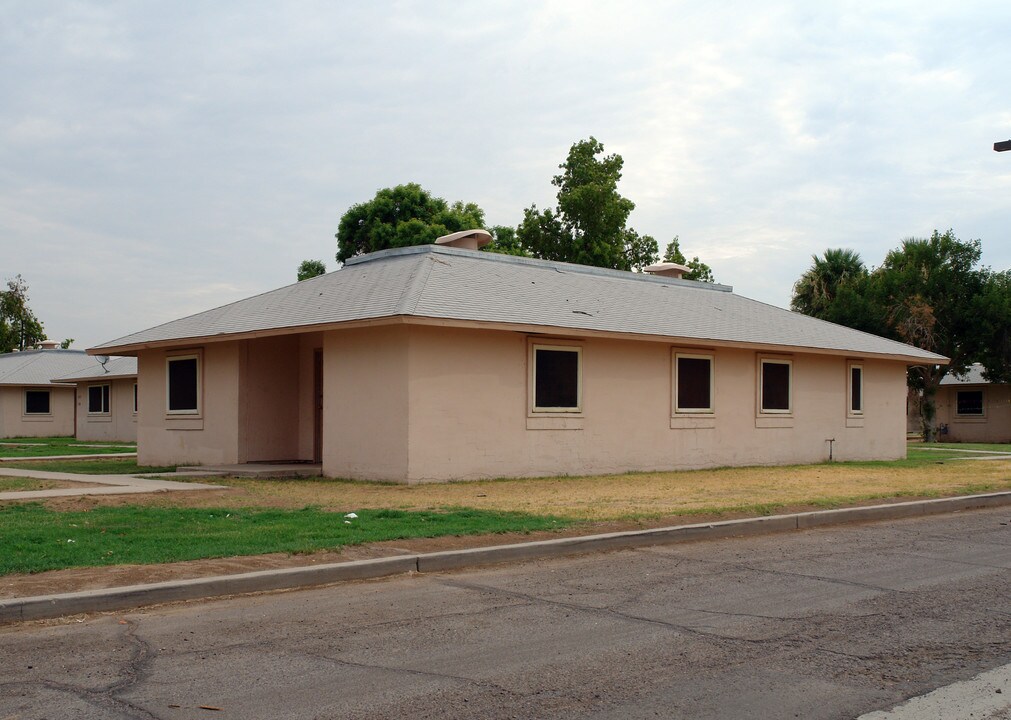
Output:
939 364 989 386
0 349 101 387
51 356 137 384
91 244 947 364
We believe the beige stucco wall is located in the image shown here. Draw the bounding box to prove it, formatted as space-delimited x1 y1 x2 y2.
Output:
0 385 76 438
322 325 409 480
76 378 138 442
935 384 1011 443
401 326 907 482
132 324 909 481
137 343 242 466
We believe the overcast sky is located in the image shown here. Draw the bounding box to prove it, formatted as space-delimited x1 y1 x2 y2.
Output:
3 1 1010 350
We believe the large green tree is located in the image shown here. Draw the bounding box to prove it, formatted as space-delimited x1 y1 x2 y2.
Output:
517 137 658 271
791 231 1007 441
663 236 716 283
336 183 485 263
0 275 47 353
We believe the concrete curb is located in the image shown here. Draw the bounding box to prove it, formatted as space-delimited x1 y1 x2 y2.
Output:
3 491 1010 624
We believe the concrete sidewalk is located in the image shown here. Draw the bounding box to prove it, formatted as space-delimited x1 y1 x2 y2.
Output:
2 489 1009 624
0 466 226 500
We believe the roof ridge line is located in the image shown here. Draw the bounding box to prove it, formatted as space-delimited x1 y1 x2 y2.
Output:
395 252 438 316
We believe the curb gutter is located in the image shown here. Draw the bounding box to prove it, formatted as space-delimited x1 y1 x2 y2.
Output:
3 491 1009 624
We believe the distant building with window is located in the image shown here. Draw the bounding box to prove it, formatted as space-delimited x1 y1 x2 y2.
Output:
935 364 1010 443
52 356 138 442
0 346 96 438
89 232 946 482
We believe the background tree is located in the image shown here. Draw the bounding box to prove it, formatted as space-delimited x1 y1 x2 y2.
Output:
336 183 485 263
663 236 716 283
482 225 529 257
517 137 658 271
790 231 999 441
0 275 46 353
297 259 327 281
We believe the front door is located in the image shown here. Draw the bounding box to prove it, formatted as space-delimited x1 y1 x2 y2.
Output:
313 349 323 464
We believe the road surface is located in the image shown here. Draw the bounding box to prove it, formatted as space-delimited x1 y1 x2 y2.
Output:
2 507 1009 719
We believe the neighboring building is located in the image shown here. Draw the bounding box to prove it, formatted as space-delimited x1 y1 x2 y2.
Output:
90 233 946 482
0 344 99 438
935 364 1011 443
52 356 138 442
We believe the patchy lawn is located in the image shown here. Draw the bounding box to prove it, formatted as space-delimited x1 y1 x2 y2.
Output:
28 451 1011 522
0 477 90 493
0 504 571 575
0 436 136 458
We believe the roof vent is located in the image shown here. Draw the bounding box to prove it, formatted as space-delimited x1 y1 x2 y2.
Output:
643 262 691 279
39 340 60 350
435 229 492 251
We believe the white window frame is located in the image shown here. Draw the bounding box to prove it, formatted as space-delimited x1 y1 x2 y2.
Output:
673 351 715 414
23 389 52 416
847 363 863 416
529 343 583 414
166 353 201 416
955 389 985 417
87 383 111 415
759 357 793 415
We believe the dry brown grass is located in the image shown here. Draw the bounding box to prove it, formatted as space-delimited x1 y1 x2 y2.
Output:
40 457 1011 521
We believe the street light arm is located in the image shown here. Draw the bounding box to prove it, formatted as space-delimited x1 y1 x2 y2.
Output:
995 139 1011 152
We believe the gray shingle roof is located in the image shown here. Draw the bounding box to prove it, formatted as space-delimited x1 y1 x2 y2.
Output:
51 356 137 383
940 364 988 385
0 350 102 387
92 245 946 363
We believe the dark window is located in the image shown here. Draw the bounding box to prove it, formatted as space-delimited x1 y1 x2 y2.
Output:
25 390 51 414
167 357 199 412
850 366 863 413
956 390 984 416
534 347 580 410
676 356 712 412
88 384 110 414
133 383 138 413
761 360 791 412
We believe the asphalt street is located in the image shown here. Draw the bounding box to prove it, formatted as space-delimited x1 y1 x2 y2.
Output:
1 507 1009 719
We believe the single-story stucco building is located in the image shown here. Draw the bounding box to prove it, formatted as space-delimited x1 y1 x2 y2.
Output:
935 364 1010 443
0 344 109 438
51 356 138 443
90 232 946 482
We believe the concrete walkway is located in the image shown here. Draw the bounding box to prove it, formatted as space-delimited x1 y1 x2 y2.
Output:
0 466 226 500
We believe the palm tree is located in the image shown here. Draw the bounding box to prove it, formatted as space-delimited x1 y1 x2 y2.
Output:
791 248 867 318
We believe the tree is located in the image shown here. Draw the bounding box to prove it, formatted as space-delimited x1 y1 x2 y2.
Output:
790 232 998 441
482 225 529 257
663 236 716 283
517 137 659 271
297 259 327 281
790 248 868 317
0 275 46 353
336 183 485 263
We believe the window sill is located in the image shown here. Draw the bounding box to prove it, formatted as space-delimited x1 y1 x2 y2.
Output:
953 416 987 423
86 415 113 423
165 416 204 430
755 416 794 428
21 415 54 422
845 416 865 428
527 417 584 430
670 416 716 430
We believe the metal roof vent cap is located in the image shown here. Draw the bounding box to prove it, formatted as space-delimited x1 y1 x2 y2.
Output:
435 229 492 251
643 262 690 279
39 340 60 350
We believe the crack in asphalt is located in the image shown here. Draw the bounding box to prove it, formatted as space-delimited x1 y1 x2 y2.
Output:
685 558 909 594
305 649 524 696
436 578 796 645
887 550 1011 571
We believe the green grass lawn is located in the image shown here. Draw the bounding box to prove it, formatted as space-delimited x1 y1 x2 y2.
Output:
0 459 174 474
0 477 70 492
0 504 572 575
0 436 136 458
